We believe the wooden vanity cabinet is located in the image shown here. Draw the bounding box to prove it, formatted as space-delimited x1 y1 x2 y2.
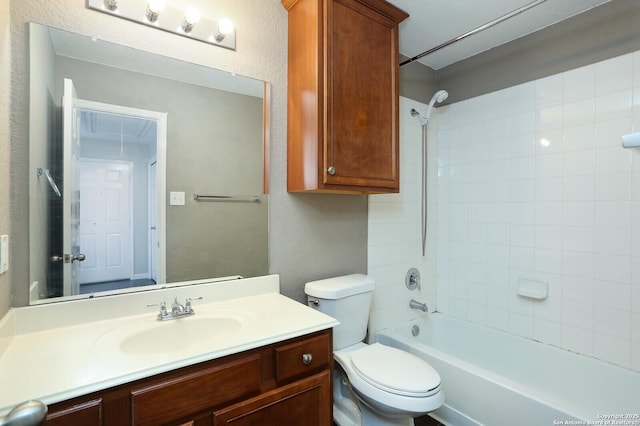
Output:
282 0 408 194
43 329 332 426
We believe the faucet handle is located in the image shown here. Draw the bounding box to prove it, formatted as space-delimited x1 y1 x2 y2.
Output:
185 296 203 313
147 301 168 319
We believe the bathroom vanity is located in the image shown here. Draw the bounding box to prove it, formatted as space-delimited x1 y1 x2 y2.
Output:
44 330 332 425
0 275 338 425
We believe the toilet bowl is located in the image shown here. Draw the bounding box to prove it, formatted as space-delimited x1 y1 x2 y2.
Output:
305 274 444 426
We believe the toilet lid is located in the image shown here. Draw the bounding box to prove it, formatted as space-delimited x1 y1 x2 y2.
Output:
350 343 441 397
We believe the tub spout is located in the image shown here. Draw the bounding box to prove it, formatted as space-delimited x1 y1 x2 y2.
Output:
409 299 428 312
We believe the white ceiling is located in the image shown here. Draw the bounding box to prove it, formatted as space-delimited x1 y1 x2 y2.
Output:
387 0 612 70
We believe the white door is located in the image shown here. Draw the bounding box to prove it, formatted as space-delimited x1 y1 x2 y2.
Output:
78 160 132 284
62 78 83 296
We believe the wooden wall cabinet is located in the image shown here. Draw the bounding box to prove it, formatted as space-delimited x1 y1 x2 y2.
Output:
282 0 408 194
43 330 332 426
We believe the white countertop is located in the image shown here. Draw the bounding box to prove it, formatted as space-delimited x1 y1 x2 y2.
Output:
0 275 338 415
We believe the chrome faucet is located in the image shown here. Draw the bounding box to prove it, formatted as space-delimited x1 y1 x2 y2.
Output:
409 299 428 313
148 297 203 321
171 297 186 315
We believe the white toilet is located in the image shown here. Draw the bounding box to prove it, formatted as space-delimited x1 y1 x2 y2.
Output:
305 274 443 426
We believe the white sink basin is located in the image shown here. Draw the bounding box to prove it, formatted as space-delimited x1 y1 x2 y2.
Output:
95 311 250 355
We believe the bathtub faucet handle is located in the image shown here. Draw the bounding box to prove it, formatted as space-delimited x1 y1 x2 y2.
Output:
409 299 428 313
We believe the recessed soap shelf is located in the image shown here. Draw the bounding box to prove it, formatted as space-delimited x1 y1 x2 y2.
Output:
517 277 548 300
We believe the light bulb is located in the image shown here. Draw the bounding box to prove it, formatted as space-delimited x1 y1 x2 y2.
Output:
104 0 118 11
213 18 233 42
182 7 201 33
146 0 164 23
185 7 201 24
218 19 233 35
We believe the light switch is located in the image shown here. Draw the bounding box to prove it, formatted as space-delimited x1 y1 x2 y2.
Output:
0 235 8 274
170 191 186 206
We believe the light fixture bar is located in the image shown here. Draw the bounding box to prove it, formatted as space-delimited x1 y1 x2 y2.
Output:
87 0 236 51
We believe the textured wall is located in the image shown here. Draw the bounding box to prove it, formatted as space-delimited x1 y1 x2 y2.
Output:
7 0 368 308
0 0 12 316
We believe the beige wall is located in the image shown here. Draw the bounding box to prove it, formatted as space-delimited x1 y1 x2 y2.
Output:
6 0 368 309
0 0 12 315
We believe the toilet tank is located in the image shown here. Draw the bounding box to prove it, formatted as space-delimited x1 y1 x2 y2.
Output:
305 274 375 350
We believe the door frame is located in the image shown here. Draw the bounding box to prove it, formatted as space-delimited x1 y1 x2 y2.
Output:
74 98 168 285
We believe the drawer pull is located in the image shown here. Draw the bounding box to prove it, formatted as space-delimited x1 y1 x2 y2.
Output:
302 353 313 365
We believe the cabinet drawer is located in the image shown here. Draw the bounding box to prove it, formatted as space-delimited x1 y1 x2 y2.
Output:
44 398 102 426
131 354 261 426
275 333 331 384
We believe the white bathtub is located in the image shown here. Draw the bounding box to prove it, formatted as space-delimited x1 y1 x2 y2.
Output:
376 313 640 426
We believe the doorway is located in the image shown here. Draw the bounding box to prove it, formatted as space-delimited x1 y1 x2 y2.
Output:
71 99 167 294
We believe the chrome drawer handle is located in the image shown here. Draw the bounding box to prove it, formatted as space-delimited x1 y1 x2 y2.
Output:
302 353 313 365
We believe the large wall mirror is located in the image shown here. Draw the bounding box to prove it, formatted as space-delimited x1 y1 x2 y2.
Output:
28 23 269 304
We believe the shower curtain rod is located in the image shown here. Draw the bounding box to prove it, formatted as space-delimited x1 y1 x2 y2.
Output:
399 0 547 67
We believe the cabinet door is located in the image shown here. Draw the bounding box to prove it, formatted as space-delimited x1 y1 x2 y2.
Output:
213 371 331 426
324 0 400 191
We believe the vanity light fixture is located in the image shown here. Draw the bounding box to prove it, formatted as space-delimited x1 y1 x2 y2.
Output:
181 7 201 33
87 0 236 50
104 0 118 11
145 0 164 23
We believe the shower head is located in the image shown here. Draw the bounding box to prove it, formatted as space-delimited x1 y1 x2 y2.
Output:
411 89 448 126
424 89 448 120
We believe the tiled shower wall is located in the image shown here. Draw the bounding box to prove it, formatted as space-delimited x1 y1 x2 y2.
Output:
436 51 640 371
368 96 437 340
369 51 640 371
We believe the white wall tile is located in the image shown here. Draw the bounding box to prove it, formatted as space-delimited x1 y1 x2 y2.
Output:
563 275 595 305
534 318 562 346
563 324 593 356
536 74 564 107
563 150 595 176
563 226 595 253
564 98 595 127
594 333 631 368
564 65 595 102
595 54 633 96
563 300 594 329
563 201 595 227
564 123 595 152
596 90 633 122
596 117 634 148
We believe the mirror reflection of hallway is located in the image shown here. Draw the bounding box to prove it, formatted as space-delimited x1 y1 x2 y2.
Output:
74 105 166 295
53 80 168 297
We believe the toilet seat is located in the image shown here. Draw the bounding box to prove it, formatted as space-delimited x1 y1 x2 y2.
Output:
334 343 444 417
350 343 441 397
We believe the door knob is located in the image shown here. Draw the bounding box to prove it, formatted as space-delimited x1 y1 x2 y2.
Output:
0 400 47 426
327 166 336 175
63 254 86 263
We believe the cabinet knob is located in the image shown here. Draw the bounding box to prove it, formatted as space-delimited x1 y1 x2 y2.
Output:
327 166 335 175
302 353 313 365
